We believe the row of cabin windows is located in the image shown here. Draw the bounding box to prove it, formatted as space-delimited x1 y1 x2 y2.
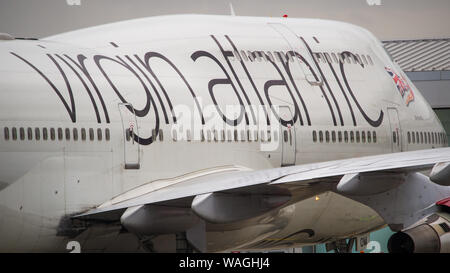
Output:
314 52 373 66
230 50 374 66
407 131 447 145
3 127 110 142
312 130 377 144
140 129 293 143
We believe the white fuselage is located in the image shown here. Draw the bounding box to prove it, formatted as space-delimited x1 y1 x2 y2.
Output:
0 14 446 252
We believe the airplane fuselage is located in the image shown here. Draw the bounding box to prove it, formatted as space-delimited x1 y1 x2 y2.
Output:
0 14 446 252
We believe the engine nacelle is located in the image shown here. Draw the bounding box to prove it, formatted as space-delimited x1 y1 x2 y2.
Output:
120 204 200 235
388 212 450 253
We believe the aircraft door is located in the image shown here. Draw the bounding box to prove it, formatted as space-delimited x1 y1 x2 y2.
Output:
279 106 296 166
387 107 402 152
118 103 140 169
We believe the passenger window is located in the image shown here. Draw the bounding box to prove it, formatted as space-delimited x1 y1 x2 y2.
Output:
361 131 366 143
312 131 317 142
361 55 368 65
319 131 323 142
234 130 238 142
420 132 424 143
186 129 191 142
73 128 78 141
97 128 102 141
273 52 281 62
172 129 178 141
350 131 354 143
241 130 246 142
345 55 351 64
266 51 274 62
324 53 332 63
12 127 17 140
261 51 268 62
393 131 397 143
283 130 288 142
367 131 371 143
408 132 411 143
338 131 342 142
106 128 110 141
58 128 63 141
19 127 25 140
287 52 294 62
314 53 321 63
43 128 48 140
247 51 254 61
331 131 336 143
240 50 248 61
159 129 164 141
4 127 9 140
35 128 40 141
65 128 70 141
266 130 271 142
416 132 419 143
221 130 226 142
247 130 251 142
338 53 344 63
50 128 55 141
319 53 325 63
27 127 32 140
81 128 86 141
344 131 348 143
367 55 373 65
325 131 330 143
278 52 286 63
201 130 205 142
428 132 431 144
356 131 360 143
331 53 338 63
234 50 241 61
253 130 258 141
254 52 262 62
89 128 94 141
261 130 266 142
227 130 232 142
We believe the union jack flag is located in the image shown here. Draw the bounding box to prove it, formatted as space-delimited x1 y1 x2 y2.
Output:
385 67 414 106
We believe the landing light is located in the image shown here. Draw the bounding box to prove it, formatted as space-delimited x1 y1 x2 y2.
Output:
315 196 320 201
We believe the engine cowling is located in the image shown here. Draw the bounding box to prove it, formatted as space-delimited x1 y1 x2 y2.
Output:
388 212 450 253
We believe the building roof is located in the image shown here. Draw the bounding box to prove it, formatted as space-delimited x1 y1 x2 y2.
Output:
382 38 450 72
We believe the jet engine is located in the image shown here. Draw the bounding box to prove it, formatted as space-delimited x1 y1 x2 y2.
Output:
388 212 450 253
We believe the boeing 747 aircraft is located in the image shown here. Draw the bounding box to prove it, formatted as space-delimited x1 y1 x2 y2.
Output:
0 14 449 253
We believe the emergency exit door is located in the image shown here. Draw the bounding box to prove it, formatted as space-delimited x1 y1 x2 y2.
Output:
387 107 402 152
118 103 140 169
279 106 296 166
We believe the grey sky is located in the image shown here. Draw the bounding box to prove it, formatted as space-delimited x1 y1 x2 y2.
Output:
0 0 449 40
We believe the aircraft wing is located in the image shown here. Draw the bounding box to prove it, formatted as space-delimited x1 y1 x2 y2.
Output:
76 147 450 227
